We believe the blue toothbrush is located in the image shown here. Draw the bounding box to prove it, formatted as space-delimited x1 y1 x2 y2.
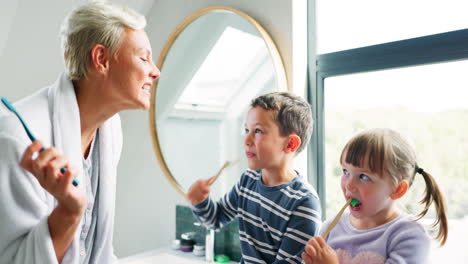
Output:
1 97 79 187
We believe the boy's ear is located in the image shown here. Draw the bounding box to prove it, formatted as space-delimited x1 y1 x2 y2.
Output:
390 180 409 200
285 135 301 153
90 44 110 74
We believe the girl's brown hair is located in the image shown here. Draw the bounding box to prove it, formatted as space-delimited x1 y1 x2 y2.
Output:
340 128 448 246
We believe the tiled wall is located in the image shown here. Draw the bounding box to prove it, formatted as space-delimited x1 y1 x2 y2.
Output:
176 205 241 262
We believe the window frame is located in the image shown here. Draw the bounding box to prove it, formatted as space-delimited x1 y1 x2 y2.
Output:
307 4 468 216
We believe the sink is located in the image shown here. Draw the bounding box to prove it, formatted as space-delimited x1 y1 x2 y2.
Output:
118 248 206 264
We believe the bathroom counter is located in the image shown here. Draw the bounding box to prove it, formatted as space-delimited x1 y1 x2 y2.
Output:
118 247 237 264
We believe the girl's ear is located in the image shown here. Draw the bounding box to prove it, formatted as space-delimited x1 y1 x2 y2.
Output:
390 180 409 200
285 135 301 153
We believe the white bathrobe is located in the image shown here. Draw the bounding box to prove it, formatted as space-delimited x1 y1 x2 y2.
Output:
0 73 122 263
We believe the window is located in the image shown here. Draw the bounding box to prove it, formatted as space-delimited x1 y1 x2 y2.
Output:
316 0 468 53
309 0 468 261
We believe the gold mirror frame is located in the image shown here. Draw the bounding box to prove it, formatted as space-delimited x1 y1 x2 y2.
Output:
149 6 288 197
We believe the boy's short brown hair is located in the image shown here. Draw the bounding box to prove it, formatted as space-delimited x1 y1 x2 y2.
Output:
250 92 313 154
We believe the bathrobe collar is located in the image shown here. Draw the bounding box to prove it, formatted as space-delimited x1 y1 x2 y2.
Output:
49 73 84 184
48 73 118 263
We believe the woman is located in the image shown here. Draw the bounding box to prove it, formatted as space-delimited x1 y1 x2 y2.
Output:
0 2 159 263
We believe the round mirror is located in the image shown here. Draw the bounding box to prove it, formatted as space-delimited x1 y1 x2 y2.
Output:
149 6 287 198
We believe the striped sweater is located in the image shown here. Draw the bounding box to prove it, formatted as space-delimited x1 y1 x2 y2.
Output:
192 169 322 264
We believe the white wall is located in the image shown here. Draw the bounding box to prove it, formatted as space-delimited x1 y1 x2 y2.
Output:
0 0 78 101
0 0 308 259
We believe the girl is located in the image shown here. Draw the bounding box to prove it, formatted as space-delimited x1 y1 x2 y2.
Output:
302 128 448 264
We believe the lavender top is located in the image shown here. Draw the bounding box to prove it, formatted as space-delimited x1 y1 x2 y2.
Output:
323 211 430 264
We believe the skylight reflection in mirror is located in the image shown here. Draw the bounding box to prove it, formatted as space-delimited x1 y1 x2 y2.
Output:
173 26 266 113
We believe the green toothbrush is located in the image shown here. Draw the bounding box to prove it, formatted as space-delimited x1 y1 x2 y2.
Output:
322 198 359 239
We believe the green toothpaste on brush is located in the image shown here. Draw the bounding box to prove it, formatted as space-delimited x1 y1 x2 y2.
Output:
322 198 360 239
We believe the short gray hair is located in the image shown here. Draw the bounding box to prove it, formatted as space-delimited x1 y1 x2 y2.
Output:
250 92 313 154
60 1 146 80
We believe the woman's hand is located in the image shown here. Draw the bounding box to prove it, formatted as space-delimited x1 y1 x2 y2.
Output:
20 141 87 217
186 176 214 205
302 236 339 264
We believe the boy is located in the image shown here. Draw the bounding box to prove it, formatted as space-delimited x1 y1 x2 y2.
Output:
187 92 322 264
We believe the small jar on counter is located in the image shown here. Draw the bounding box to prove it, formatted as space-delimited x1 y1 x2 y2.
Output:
179 237 195 252
193 244 205 257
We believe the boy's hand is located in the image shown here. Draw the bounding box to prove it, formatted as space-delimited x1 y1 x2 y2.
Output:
302 236 339 264
186 176 215 205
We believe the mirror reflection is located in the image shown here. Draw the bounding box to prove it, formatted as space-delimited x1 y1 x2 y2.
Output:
151 7 286 199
